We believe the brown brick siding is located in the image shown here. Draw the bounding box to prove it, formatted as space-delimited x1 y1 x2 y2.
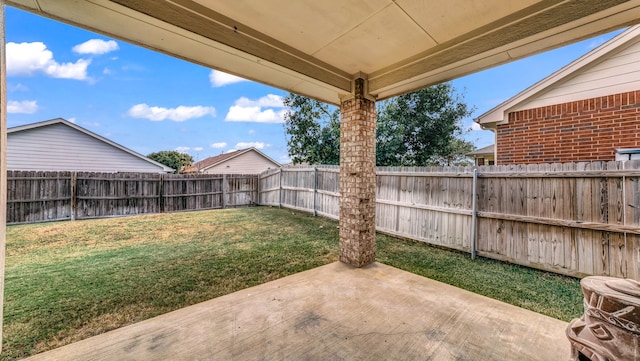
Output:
497 90 640 164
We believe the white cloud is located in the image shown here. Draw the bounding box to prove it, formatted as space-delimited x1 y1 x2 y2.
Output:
470 122 483 131
210 142 227 149
47 59 92 80
67 117 77 124
7 100 38 114
127 103 216 122
279 154 292 164
7 42 91 80
7 42 50 76
585 33 614 50
234 142 268 150
224 94 287 123
226 106 286 123
248 129 256 135
121 64 145 72
235 94 284 108
209 70 248 87
72 39 119 55
175 146 204 154
103 67 113 75
8 83 28 91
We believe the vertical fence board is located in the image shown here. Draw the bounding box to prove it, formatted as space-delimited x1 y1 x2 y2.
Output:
628 234 640 280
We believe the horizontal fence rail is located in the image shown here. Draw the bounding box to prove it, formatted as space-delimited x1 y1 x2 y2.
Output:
7 171 258 224
261 161 640 280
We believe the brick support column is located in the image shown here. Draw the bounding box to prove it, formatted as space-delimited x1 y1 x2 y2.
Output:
339 78 376 267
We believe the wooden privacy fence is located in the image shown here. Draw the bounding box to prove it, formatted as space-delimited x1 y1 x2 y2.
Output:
259 162 640 280
259 165 340 218
7 171 258 224
10 164 640 279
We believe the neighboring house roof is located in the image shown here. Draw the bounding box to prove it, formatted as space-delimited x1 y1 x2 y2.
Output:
467 144 494 157
8 118 174 173
185 147 280 173
476 25 640 127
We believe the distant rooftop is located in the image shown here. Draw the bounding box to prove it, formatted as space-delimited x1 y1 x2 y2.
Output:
467 144 495 156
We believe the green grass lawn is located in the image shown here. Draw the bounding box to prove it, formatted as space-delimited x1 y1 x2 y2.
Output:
2 207 583 360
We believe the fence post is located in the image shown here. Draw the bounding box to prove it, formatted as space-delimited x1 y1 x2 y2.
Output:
70 171 77 221
222 174 227 209
313 167 318 216
256 173 261 206
470 168 478 260
623 174 627 277
279 169 283 208
158 173 165 213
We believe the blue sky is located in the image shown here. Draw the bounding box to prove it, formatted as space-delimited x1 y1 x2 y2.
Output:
6 6 623 164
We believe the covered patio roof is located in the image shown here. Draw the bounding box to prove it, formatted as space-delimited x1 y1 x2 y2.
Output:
7 0 640 104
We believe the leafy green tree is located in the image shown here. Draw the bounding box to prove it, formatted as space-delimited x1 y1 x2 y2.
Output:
283 82 475 166
429 138 476 166
376 99 408 166
377 83 474 166
283 94 340 165
147 150 194 173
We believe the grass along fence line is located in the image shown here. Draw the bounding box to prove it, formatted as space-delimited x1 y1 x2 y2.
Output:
3 207 582 360
261 162 640 280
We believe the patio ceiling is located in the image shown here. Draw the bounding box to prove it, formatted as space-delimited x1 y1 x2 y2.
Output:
7 0 640 104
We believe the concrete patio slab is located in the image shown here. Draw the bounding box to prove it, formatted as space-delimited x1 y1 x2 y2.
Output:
23 262 570 360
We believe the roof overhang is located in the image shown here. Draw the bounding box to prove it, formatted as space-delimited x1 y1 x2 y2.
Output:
7 0 640 105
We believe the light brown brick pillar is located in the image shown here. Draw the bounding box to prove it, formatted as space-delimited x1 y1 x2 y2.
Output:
339 78 376 267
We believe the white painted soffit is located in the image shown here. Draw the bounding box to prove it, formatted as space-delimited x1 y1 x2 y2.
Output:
7 0 640 105
475 24 640 126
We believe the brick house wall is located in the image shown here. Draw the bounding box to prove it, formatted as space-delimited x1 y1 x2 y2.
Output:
497 90 640 164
